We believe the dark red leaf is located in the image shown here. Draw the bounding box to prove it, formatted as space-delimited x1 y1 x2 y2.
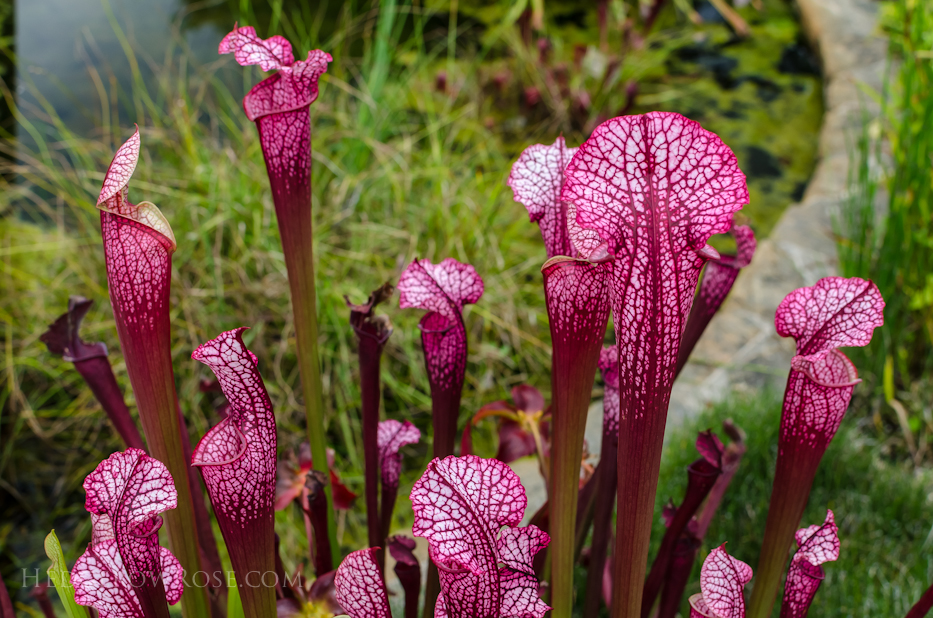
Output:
41 297 146 451
511 384 546 414
40 296 107 362
303 472 334 577
330 469 358 511
377 420 419 544
0 568 13 618
308 570 344 615
642 442 722 617
495 419 538 464
695 430 725 469
29 583 56 618
656 533 702 618
347 282 395 345
388 536 421 618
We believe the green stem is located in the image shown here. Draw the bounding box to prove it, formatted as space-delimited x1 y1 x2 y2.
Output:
544 275 608 618
138 359 212 618
256 113 339 568
549 380 593 618
527 414 549 484
747 442 820 618
279 205 339 568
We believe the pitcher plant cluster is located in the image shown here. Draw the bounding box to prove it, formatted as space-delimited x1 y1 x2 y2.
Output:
28 21 928 618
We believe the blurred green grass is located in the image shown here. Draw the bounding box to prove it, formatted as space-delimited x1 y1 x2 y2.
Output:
654 392 933 618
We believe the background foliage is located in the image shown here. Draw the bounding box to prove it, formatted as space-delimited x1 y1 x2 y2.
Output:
837 0 933 465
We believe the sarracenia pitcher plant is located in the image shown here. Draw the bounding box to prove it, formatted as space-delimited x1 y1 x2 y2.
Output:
41 296 144 450
39 22 901 618
219 25 338 563
510 134 611 618
71 449 184 618
748 277 883 618
398 257 484 616
96 129 210 617
335 455 549 618
192 328 278 618
347 283 395 556
563 113 748 618
509 112 748 618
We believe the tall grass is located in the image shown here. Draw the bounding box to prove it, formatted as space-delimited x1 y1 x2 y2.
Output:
836 0 933 463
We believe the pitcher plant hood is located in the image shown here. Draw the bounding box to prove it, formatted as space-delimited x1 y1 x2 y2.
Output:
398 257 483 458
749 277 882 618
561 111 747 617
410 455 550 618
509 136 579 258
72 449 183 618
192 328 277 618
689 545 752 618
780 511 839 618
219 24 331 121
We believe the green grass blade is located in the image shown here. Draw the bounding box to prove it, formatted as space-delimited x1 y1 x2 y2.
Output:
43 530 89 618
227 577 245 618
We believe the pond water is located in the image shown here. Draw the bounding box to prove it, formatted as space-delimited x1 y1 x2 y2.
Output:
14 0 226 135
8 0 822 236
